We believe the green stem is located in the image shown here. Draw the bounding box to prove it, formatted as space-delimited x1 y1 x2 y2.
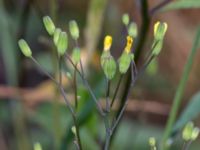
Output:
73 66 78 109
162 28 200 149
110 75 123 108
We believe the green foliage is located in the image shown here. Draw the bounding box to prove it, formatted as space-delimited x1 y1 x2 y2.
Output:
162 0 200 11
173 92 200 134
162 27 200 147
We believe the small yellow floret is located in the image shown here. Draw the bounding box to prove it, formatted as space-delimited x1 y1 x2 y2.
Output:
154 21 168 37
125 36 133 53
104 35 112 51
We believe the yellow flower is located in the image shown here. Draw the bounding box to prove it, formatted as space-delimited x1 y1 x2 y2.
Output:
154 21 168 39
104 35 112 51
125 36 133 53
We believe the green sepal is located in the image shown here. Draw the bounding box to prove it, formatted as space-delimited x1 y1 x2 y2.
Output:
118 52 132 74
152 40 163 56
101 51 117 80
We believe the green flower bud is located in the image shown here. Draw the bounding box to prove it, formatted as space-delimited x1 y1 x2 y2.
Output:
43 16 55 35
154 21 168 40
101 51 116 80
151 40 163 56
71 126 77 136
149 137 156 147
66 72 72 79
118 52 133 74
122 13 129 26
191 127 200 141
34 142 42 150
57 32 68 56
69 20 79 40
128 22 137 38
182 122 194 141
53 28 61 46
72 47 81 64
18 39 32 57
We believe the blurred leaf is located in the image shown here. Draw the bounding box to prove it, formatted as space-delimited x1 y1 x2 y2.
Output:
161 0 200 11
173 92 200 134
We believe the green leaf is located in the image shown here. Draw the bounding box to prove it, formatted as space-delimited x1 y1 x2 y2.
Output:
162 0 200 11
173 92 200 133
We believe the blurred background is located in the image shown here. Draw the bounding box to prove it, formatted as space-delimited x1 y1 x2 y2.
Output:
0 0 200 149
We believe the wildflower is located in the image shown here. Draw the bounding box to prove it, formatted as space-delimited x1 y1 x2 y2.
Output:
118 36 134 74
128 22 138 38
122 13 130 26
101 35 116 80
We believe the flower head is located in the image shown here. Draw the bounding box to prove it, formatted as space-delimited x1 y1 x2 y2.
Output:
104 35 112 51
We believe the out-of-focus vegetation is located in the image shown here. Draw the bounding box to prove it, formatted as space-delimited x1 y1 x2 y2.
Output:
0 0 200 150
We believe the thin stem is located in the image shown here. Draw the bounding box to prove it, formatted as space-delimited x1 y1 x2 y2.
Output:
73 66 78 109
72 114 82 150
110 75 123 108
31 56 83 149
105 79 110 112
103 115 111 150
66 54 105 116
149 0 172 16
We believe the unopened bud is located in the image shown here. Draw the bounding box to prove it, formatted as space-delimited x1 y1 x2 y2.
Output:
69 20 79 40
101 51 116 80
182 122 194 141
128 22 137 38
57 32 68 56
43 16 55 35
122 13 129 26
53 28 61 45
18 39 32 57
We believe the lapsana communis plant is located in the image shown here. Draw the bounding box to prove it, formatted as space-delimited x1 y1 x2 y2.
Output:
100 35 117 80
18 14 169 150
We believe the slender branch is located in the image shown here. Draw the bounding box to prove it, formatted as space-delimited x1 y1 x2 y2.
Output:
31 56 83 149
73 66 78 109
31 57 74 118
110 75 123 108
105 79 110 112
149 0 172 16
65 54 105 116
